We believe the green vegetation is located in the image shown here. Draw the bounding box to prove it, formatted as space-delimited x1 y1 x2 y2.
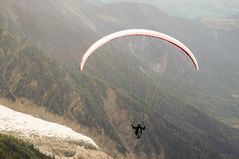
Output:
0 134 52 159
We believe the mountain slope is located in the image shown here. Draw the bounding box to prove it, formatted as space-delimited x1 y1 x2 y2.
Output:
0 26 127 158
99 2 239 125
0 1 239 159
0 134 52 159
1 27 239 159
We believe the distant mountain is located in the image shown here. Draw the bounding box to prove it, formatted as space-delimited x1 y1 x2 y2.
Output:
93 0 239 19
1 1 239 159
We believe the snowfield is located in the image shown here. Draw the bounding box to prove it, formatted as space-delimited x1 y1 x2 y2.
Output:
0 105 98 150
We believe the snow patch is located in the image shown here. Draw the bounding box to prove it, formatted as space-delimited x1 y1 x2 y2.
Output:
0 105 98 149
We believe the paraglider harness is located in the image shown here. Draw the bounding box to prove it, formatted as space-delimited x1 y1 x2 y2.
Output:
131 121 146 139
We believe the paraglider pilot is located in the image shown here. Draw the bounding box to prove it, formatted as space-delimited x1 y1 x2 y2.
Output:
131 121 146 139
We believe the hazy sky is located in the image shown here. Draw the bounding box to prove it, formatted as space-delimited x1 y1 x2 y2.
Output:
94 0 239 19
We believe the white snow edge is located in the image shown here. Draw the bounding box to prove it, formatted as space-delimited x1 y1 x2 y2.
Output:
0 105 98 149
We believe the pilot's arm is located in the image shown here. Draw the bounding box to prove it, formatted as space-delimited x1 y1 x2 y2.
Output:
131 121 137 129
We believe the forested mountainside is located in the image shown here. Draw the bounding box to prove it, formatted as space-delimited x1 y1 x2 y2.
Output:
0 0 239 159
1 25 239 158
0 134 52 159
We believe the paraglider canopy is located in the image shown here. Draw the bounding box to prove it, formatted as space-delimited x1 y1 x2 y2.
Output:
80 29 199 71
